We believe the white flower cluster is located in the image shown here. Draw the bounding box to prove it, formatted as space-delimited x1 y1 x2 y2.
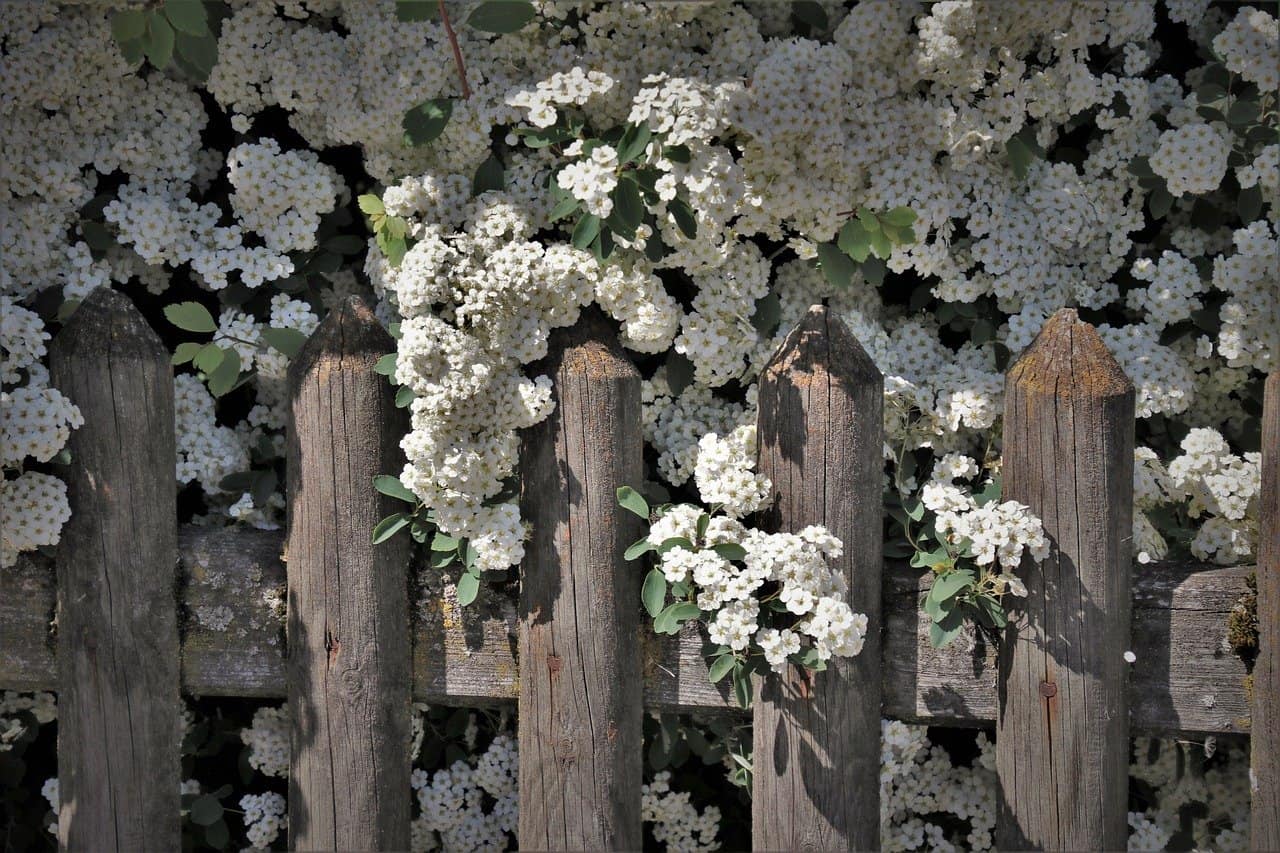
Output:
0 690 55 753
1168 428 1261 563
642 771 721 852
227 139 341 254
409 734 517 853
1150 123 1230 197
557 144 620 218
240 791 287 850
241 704 290 779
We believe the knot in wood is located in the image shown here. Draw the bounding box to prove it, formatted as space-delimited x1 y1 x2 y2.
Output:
1039 680 1057 698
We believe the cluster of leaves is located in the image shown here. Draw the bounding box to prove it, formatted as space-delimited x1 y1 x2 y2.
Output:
370 471 517 606
109 0 221 82
886 475 1014 649
815 206 918 290
357 194 412 268
165 301 305 397
646 712 752 790
617 487 830 710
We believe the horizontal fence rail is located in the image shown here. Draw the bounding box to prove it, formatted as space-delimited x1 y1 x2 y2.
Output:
3 288 1273 851
0 533 1254 735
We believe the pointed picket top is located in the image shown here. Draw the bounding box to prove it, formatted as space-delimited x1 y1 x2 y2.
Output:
763 304 882 389
53 286 166 361
289 296 393 385
534 306 639 382
1007 308 1133 398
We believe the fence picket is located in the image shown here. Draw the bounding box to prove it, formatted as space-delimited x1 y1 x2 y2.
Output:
517 310 644 850
753 305 885 851
997 308 1135 850
1254 370 1278 851
48 287 181 851
285 297 412 850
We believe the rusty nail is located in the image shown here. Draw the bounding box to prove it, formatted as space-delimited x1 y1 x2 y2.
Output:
1039 681 1057 698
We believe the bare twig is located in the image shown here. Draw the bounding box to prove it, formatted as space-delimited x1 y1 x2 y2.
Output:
438 0 471 100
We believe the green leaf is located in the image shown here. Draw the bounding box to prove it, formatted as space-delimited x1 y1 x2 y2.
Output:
1238 184 1263 222
837 219 870 262
654 601 701 634
929 608 965 648
616 486 650 519
403 98 453 146
358 194 385 215
658 536 694 554
466 0 536 32
571 213 601 249
708 653 736 684
174 30 217 81
910 547 952 570
261 327 307 358
816 242 855 288
929 569 975 602
165 301 217 333
372 513 411 544
1148 186 1174 220
616 122 652 164
192 343 225 376
374 353 397 376
663 144 691 163
163 0 208 35
206 347 241 397
862 257 886 286
856 207 880 234
696 512 710 542
711 542 747 561
665 351 695 395
882 206 917 227
1007 135 1035 181
473 155 504 195
549 194 580 222
189 794 223 826
172 341 202 365
456 572 481 606
376 231 407 267
251 469 277 508
642 568 667 617
668 198 697 238
610 177 644 236
395 385 415 408
869 230 893 260
395 0 440 21
373 474 417 504
144 11 175 68
111 9 147 41
431 533 459 551
117 36 145 65
1227 99 1260 126
732 664 752 709
625 538 655 561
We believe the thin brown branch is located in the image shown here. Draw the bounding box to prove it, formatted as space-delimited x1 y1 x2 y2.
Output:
438 0 471 100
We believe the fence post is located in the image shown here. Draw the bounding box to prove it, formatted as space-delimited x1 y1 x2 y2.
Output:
1254 370 1278 851
47 287 180 851
753 304 884 851
286 296 411 850
517 309 644 850
996 308 1135 850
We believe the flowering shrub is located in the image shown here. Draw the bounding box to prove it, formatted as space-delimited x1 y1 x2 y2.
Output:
1 0 1275 848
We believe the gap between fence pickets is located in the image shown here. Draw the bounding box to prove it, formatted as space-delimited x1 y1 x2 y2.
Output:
0 527 1253 735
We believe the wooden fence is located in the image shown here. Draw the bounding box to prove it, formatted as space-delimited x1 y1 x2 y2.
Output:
0 286 1274 851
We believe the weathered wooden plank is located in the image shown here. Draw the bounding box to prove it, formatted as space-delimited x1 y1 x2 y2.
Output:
752 305 884 850
48 287 181 851
517 311 644 850
285 297 411 851
0 532 1253 733
1254 371 1278 852
997 308 1135 851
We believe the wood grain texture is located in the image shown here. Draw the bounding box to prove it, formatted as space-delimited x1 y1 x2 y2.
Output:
47 288 181 852
996 308 1135 851
517 311 644 851
0 534 1252 733
1254 371 1278 852
753 305 884 851
285 297 411 851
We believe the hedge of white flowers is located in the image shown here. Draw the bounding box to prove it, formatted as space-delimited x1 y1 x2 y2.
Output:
0 0 1274 849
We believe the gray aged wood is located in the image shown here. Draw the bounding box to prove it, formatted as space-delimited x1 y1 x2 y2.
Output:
286 297 412 851
753 305 884 851
1254 371 1278 852
517 311 644 850
997 308 1136 851
47 287 180 851
0 531 1252 733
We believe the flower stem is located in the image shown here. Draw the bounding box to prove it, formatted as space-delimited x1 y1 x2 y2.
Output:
439 0 472 100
